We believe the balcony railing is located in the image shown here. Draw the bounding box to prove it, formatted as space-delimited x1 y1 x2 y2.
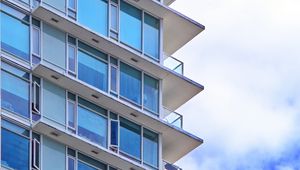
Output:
164 161 182 170
163 108 183 129
163 56 184 75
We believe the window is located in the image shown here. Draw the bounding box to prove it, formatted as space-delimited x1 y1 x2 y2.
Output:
32 18 41 65
1 3 30 61
110 57 118 95
120 0 142 51
143 74 159 114
32 76 41 121
1 120 30 170
78 42 108 92
120 117 141 161
1 62 30 118
68 0 77 19
143 128 159 169
144 13 160 60
110 112 119 153
120 62 141 105
68 148 107 170
67 92 77 133
78 98 108 147
68 36 77 76
32 133 41 170
78 0 108 36
110 1 118 40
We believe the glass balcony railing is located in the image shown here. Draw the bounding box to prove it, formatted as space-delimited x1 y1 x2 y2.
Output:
163 108 183 129
164 161 182 170
163 56 184 75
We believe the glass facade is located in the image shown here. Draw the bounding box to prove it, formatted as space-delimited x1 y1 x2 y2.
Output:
1 63 30 118
78 98 108 147
143 128 159 168
1 120 30 170
1 4 29 61
144 74 159 114
120 117 141 160
78 0 108 36
120 0 142 51
120 62 142 105
144 13 160 60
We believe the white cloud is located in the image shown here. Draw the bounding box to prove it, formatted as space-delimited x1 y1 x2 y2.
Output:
170 0 300 169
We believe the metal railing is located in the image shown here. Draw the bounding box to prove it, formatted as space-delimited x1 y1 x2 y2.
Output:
163 56 184 75
164 161 182 170
163 108 183 129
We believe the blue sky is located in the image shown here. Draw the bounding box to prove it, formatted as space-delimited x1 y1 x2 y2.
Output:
170 0 300 169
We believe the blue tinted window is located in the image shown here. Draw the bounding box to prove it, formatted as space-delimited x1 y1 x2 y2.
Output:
78 106 107 147
120 62 141 105
78 161 97 170
78 153 107 169
120 1 142 51
78 0 108 36
68 157 75 170
1 70 30 118
1 127 29 170
1 10 29 61
144 13 160 60
144 75 159 114
120 117 141 159
143 129 158 168
110 121 118 146
78 50 108 91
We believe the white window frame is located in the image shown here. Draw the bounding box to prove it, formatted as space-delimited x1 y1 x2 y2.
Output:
32 81 41 115
32 138 40 170
67 43 77 76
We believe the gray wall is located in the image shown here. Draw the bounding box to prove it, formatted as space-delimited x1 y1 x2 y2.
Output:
42 80 66 129
42 136 66 170
43 23 66 70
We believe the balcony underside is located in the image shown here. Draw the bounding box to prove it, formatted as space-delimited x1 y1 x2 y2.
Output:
32 119 145 170
33 62 203 163
32 4 204 112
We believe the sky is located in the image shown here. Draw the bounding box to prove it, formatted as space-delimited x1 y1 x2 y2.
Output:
170 0 300 169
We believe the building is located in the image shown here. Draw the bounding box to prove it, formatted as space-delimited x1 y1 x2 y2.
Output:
0 0 205 169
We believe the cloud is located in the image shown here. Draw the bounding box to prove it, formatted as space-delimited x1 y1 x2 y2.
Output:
169 0 300 169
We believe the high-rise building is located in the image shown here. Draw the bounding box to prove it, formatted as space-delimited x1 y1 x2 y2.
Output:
0 0 205 169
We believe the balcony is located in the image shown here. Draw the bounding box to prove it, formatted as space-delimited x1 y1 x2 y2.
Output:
163 56 184 75
163 108 183 129
164 161 182 170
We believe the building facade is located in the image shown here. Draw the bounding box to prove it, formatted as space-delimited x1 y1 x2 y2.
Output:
0 0 205 170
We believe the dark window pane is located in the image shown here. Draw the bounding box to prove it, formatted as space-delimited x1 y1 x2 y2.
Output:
78 97 107 116
120 1 142 50
1 70 30 118
143 128 159 168
110 66 117 93
32 27 40 55
110 121 118 146
110 4 118 31
144 13 160 60
144 74 159 114
78 0 108 36
78 106 107 147
68 45 76 73
78 50 108 92
78 153 107 170
120 62 141 105
120 117 141 159
1 11 29 61
68 101 75 128
78 161 97 170
1 128 29 170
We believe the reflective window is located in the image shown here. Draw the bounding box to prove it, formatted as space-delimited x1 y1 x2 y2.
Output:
110 66 117 94
78 99 107 147
120 0 142 51
32 27 40 56
78 161 97 170
68 45 76 73
120 62 141 105
1 5 30 61
78 0 108 36
144 13 160 60
144 74 159 114
78 50 108 92
1 120 29 170
78 153 107 170
120 117 141 160
68 157 75 170
143 128 159 168
110 4 118 31
1 63 30 118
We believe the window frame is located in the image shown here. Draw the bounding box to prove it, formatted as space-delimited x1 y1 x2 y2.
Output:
32 138 41 170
